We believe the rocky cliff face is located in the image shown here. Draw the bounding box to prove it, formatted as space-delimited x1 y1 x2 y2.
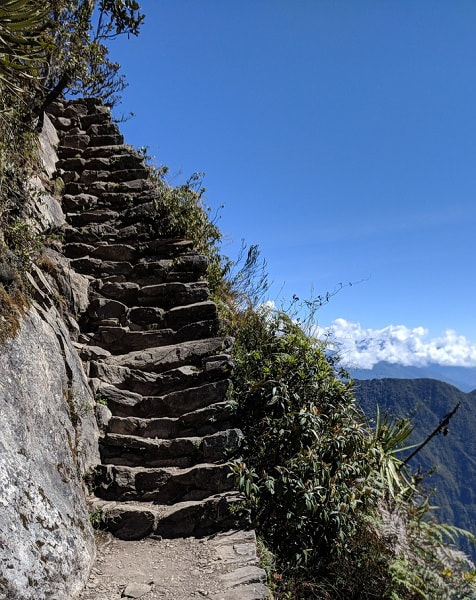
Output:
0 115 99 600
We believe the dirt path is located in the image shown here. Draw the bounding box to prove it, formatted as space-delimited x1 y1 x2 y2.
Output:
79 531 269 600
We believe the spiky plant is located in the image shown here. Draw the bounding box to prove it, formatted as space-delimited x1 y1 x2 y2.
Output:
0 0 47 93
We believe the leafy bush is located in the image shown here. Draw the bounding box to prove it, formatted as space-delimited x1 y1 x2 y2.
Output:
230 309 379 568
227 305 476 598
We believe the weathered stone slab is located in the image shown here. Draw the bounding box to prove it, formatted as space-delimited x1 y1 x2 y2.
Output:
88 297 128 320
72 257 133 277
62 133 90 148
166 301 217 328
104 337 232 373
62 193 98 212
138 282 209 309
89 133 124 146
100 428 240 468
99 281 139 304
63 242 96 258
92 244 137 262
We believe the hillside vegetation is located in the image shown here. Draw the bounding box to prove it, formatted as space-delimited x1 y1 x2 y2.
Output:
355 378 476 564
0 3 475 598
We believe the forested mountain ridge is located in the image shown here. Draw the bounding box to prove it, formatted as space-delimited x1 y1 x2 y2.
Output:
350 361 476 392
354 377 476 561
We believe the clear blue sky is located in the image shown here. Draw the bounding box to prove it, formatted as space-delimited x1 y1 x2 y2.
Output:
108 1 476 359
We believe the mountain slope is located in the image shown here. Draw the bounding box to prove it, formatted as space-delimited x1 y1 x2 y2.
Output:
353 378 476 561
349 361 476 392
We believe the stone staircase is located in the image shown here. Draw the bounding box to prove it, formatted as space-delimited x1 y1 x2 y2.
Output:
48 98 247 544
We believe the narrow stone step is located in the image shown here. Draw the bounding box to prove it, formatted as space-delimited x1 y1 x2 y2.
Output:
79 112 112 128
93 492 244 540
99 428 241 468
88 133 124 146
62 242 96 258
91 243 138 262
91 356 232 400
93 190 153 210
83 154 145 172
87 301 216 332
67 209 120 226
72 257 133 277
128 256 208 284
63 223 119 244
94 462 233 503
82 144 137 158
64 178 153 197
98 379 230 419
85 123 120 137
57 157 87 171
62 193 98 212
91 319 220 353
137 282 209 309
96 281 140 304
106 401 232 438
79 168 149 183
102 337 232 373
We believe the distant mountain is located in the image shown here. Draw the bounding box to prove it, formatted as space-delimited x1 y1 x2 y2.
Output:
349 361 476 392
353 378 476 562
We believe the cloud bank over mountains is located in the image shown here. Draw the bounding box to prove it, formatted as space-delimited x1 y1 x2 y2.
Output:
321 319 476 369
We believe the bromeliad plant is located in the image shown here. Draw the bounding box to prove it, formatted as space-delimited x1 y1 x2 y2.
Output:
0 0 47 93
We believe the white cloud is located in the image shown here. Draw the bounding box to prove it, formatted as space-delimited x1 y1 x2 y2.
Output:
318 319 476 369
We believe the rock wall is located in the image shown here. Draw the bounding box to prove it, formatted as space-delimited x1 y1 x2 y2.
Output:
0 116 99 600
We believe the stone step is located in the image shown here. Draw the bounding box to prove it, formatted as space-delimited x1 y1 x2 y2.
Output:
96 379 230 419
94 190 155 210
85 123 120 137
128 256 208 284
63 223 120 244
64 223 151 246
79 112 112 128
101 336 233 374
78 168 149 184
86 300 217 333
58 145 83 158
99 428 241 468
72 257 133 276
59 153 143 175
88 133 124 146
91 320 220 353
82 144 137 158
94 462 233 503
61 133 90 149
85 154 145 172
64 178 153 197
67 209 120 226
137 281 209 309
106 401 232 438
62 193 98 212
70 255 207 283
92 491 244 540
90 354 232 398
95 280 140 304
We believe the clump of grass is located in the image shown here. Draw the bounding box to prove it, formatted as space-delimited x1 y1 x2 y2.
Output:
0 282 28 345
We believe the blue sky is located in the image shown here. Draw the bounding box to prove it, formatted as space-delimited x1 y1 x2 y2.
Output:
108 1 476 366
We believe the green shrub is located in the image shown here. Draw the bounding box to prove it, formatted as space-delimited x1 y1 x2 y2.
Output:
230 308 381 572
228 305 476 598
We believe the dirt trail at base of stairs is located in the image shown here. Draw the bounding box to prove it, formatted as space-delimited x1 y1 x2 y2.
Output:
79 531 269 600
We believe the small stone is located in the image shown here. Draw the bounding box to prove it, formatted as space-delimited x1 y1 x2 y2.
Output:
122 582 152 598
